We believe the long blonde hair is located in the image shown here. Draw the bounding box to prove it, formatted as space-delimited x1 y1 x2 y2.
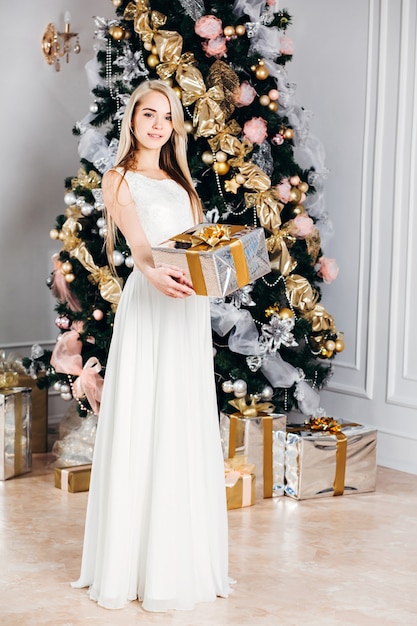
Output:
105 80 203 267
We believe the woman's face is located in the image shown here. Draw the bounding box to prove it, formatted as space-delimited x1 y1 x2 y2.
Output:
131 90 173 151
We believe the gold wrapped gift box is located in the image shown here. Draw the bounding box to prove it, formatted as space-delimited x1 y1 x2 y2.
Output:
285 421 377 500
18 374 48 453
0 387 32 480
152 224 270 297
226 474 256 510
220 412 286 499
54 464 92 493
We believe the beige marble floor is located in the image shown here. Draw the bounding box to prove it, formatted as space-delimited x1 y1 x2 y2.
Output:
1 456 416 626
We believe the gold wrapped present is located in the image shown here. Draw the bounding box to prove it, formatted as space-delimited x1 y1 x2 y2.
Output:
17 374 48 453
285 418 377 500
225 458 256 510
0 371 19 387
220 410 286 499
0 387 32 480
54 464 92 493
152 224 270 297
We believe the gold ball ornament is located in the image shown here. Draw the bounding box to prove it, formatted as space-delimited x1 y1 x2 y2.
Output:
64 273 75 283
334 338 345 352
202 151 215 165
283 127 294 140
235 173 246 185
255 65 269 80
151 45 158 55
184 120 194 134
320 347 332 358
213 161 230 176
224 25 235 37
235 24 246 36
162 77 173 87
289 175 300 186
112 0 123 6
259 94 271 106
109 25 125 41
172 86 182 99
289 187 302 203
215 150 228 163
292 204 305 216
298 181 309 193
50 228 59 240
123 30 132 40
58 231 65 240
278 307 293 320
147 54 160 68
250 65 257 72
61 261 73 274
325 339 336 352
143 41 152 51
268 101 278 112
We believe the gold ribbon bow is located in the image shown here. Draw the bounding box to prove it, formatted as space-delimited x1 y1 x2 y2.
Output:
190 224 231 247
207 119 243 153
303 304 336 333
285 274 319 312
153 30 187 78
238 162 271 192
60 217 82 252
124 0 166 44
228 396 275 418
193 85 225 137
245 189 283 234
266 229 298 277
69 241 122 305
71 168 101 191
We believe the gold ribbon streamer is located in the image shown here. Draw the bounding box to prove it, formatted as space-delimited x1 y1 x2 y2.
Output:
193 85 225 137
70 242 122 305
245 190 283 234
266 229 298 277
285 274 319 312
238 162 271 192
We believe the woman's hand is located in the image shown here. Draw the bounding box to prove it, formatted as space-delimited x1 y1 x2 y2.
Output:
145 264 195 298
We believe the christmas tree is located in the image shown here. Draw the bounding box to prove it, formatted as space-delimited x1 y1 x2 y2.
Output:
26 0 343 419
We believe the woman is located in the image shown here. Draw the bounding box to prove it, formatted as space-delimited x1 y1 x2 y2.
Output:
71 80 231 612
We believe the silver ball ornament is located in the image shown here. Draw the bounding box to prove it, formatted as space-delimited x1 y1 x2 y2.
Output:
96 217 106 228
89 102 99 114
61 392 73 401
222 380 234 394
99 227 108 238
53 381 62 392
60 383 71 395
233 379 247 397
64 191 76 206
81 203 94 216
125 255 134 268
260 385 274 401
112 250 125 266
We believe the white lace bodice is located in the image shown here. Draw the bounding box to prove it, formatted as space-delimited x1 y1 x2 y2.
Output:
123 171 194 245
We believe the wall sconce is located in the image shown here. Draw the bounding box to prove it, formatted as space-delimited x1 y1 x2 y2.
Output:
42 12 81 71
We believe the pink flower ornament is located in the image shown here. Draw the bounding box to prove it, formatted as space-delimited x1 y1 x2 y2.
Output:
317 256 339 284
280 35 294 56
276 179 292 204
194 15 223 40
235 81 257 108
242 117 268 144
292 214 315 238
201 36 227 59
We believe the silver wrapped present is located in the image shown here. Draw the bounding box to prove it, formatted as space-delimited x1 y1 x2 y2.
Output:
0 387 32 480
220 412 286 499
285 421 377 500
152 224 270 297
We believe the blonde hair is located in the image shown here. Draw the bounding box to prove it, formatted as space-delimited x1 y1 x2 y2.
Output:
105 80 203 268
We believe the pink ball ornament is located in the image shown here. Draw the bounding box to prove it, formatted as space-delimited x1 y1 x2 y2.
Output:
92 309 104 321
268 89 279 101
55 315 71 330
271 133 284 146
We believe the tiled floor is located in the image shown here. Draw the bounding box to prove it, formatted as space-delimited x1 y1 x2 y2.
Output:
1 456 416 626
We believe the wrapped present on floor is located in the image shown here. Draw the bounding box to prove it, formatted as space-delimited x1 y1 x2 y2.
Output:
285 417 377 500
225 458 256 510
17 374 48 453
54 464 92 493
152 223 270 297
220 397 286 499
0 387 32 480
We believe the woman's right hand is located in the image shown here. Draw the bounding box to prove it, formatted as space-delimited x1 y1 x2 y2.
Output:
145 265 195 298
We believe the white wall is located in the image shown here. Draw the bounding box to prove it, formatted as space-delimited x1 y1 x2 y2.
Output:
286 0 417 474
2 1 417 473
0 1 114 421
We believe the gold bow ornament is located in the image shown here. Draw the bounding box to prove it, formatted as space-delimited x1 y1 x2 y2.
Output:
266 226 298 277
123 0 166 44
71 168 101 191
285 274 319 312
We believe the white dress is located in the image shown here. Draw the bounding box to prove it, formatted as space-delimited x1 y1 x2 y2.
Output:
71 172 231 612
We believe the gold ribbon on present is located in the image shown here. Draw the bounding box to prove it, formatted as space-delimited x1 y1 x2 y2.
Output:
71 242 122 305
71 168 101 191
288 417 359 496
285 274 319 312
14 391 23 476
266 228 298 277
227 396 276 498
169 224 250 296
